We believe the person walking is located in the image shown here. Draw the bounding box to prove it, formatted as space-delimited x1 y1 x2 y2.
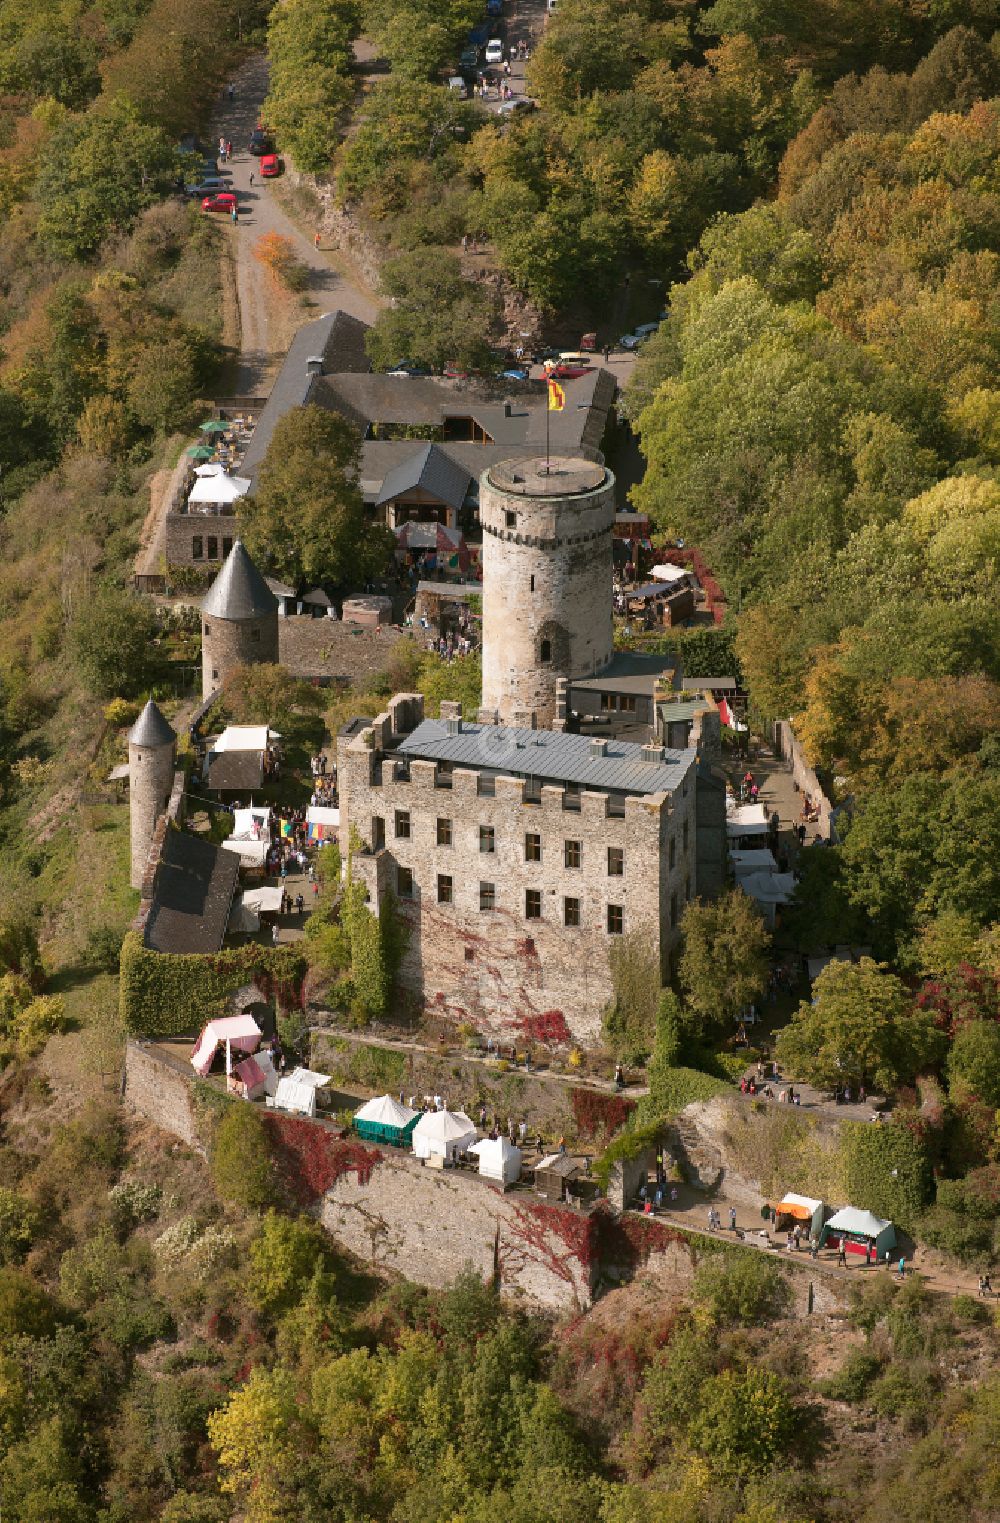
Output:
249 171 254 187
838 1239 847 1268
729 1206 737 1232
314 231 321 249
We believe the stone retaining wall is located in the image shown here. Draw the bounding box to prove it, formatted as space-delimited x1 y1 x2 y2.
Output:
123 1040 200 1148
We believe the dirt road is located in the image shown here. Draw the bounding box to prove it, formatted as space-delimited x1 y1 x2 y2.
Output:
208 56 379 392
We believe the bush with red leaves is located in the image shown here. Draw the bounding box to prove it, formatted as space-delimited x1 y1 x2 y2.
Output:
571 1087 635 1141
262 1112 381 1205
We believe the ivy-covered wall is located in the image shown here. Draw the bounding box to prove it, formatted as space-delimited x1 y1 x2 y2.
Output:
119 930 308 1036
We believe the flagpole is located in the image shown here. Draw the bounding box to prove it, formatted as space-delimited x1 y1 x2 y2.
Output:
545 389 550 475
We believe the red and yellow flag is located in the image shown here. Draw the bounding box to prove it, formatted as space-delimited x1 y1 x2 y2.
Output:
547 377 566 412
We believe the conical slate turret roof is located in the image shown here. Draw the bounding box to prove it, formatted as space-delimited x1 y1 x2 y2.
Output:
201 540 278 621
129 699 176 749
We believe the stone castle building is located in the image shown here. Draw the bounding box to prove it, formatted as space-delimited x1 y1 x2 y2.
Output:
200 540 279 699
128 700 177 890
481 456 615 730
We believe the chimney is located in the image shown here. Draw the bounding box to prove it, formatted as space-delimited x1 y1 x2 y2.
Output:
445 717 462 736
306 355 323 375
642 743 665 762
590 737 608 758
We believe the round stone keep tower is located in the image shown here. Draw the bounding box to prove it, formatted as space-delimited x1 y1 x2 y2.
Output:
200 540 279 699
129 699 176 890
480 455 615 728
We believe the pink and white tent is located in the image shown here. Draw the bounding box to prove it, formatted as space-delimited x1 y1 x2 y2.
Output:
190 1014 262 1076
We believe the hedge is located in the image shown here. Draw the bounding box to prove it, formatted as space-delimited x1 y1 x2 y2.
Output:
119 930 308 1036
839 1119 933 1229
637 1064 730 1124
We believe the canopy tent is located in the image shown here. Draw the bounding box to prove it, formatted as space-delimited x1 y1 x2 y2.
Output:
726 802 770 838
209 725 277 753
199 418 230 433
651 563 690 584
241 885 284 915
469 1137 522 1186
738 871 797 928
821 1206 896 1258
186 444 215 460
807 952 852 984
774 1193 827 1237
306 805 340 842
227 900 260 934
273 1066 331 1118
412 1108 477 1161
718 697 747 732
730 848 778 879
191 1014 262 1076
188 472 251 507
221 836 267 867
233 806 269 839
232 1054 268 1101
353 1094 419 1146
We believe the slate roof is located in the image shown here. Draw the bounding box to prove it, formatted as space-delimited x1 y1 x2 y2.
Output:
206 749 265 791
241 310 372 482
129 700 176 749
570 651 677 696
143 828 239 954
376 443 472 510
202 541 278 620
397 719 693 796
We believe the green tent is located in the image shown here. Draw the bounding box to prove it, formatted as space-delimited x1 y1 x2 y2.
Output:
353 1094 419 1147
186 445 215 459
199 419 230 434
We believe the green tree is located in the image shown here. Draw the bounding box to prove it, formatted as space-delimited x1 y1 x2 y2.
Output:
69 587 157 697
239 405 391 590
775 957 946 1091
210 1103 274 1211
688 1367 800 1477
250 1209 334 1317
947 1021 1000 1107
678 890 770 1037
366 248 498 373
207 1366 301 1523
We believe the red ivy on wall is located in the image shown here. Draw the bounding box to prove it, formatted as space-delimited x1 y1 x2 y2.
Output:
263 1112 381 1205
570 1087 635 1140
657 546 728 625
515 1009 572 1045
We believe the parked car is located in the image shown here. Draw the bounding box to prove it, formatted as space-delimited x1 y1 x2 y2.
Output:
202 192 237 214
497 98 537 115
485 37 504 63
548 362 590 378
469 21 490 43
259 153 282 177
184 178 226 197
387 362 432 377
459 43 480 69
248 130 274 156
620 322 660 349
447 75 468 97
501 366 530 380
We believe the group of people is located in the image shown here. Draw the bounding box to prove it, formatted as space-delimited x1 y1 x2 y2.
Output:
309 753 338 807
217 135 233 161
424 632 477 662
738 770 760 805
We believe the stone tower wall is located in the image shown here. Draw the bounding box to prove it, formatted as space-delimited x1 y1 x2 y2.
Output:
129 738 176 890
480 457 615 729
201 611 279 698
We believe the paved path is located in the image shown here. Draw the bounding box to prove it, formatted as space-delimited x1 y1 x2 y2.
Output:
209 56 379 392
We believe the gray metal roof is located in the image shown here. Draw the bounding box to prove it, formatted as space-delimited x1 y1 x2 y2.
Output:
397 719 693 796
129 699 176 749
570 651 677 697
202 541 278 620
376 443 472 510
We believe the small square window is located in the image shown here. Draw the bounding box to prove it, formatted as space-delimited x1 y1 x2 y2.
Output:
395 810 411 839
607 904 623 935
480 881 495 911
437 874 453 905
525 888 542 920
564 839 581 869
505 509 517 529
397 865 413 898
608 846 624 877
564 896 580 927
525 832 541 863
465 946 475 962
437 817 452 847
479 825 495 854
192 536 204 560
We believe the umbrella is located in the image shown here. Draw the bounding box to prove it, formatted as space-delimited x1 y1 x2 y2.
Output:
186 444 215 459
199 419 230 434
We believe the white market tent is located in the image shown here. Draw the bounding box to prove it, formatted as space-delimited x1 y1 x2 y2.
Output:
726 802 770 838
241 886 284 914
651 563 690 585
273 1066 331 1117
469 1137 522 1186
739 871 797 927
221 836 268 867
209 725 277 753
412 1108 477 1162
822 1205 896 1258
306 805 340 842
730 848 778 879
187 472 251 507
191 1013 262 1076
233 806 269 838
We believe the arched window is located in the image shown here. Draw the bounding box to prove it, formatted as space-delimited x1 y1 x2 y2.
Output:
540 639 551 663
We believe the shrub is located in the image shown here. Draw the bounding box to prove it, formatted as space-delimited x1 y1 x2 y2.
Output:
817 1347 883 1402
952 1293 989 1324
103 698 140 728
0 1268 61 1338
153 1217 237 1281
10 995 68 1057
693 1251 791 1326
688 1367 800 1476
0 1188 40 1264
571 1088 635 1142
249 1209 334 1316
108 1180 162 1235
70 587 158 697
81 926 124 974
867 1364 935 1429
637 1063 728 1122
211 1105 274 1210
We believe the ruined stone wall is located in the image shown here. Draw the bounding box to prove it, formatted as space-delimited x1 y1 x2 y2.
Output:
123 1041 200 1148
480 460 615 729
343 733 697 1043
202 610 279 698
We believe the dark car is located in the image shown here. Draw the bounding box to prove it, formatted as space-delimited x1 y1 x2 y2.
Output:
248 130 274 156
459 44 480 69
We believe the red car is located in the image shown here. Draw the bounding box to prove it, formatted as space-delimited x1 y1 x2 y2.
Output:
548 362 590 379
259 153 282 178
202 192 237 214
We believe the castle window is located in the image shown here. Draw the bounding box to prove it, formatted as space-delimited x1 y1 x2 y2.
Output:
465 946 475 961
608 846 624 877
607 904 624 935
371 816 385 850
250 628 260 642
437 817 452 847
525 832 541 863
397 865 413 897
669 835 676 869
540 638 552 663
479 881 496 911
212 669 219 681
395 810 411 839
207 536 218 559
563 896 580 927
222 537 233 557
619 695 637 713
437 874 453 905
505 510 517 529
192 536 204 560
530 574 535 592
525 888 542 920
670 893 677 926
683 818 689 853
203 622 211 635
479 825 495 854
564 839 581 869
